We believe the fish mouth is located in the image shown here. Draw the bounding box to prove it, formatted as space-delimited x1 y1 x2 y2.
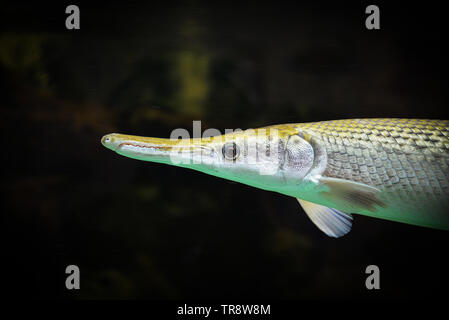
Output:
100 133 173 153
116 142 176 158
101 133 218 165
117 141 214 163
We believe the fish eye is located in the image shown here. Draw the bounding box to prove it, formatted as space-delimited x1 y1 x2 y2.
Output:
222 142 240 161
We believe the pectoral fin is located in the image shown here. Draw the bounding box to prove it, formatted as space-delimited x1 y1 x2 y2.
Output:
319 177 386 212
297 198 353 238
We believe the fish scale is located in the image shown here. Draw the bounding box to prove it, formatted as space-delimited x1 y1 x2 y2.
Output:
296 119 449 226
297 119 449 189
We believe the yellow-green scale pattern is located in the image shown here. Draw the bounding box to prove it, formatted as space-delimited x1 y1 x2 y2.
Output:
297 119 449 226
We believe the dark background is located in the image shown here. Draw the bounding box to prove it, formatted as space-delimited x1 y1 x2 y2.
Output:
1 1 448 299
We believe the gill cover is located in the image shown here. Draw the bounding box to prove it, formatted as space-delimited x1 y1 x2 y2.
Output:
283 134 314 180
284 133 353 237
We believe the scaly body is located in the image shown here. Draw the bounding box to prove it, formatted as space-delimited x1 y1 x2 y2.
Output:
101 118 449 237
294 119 449 229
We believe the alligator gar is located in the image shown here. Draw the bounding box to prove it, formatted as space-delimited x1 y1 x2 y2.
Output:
101 119 449 237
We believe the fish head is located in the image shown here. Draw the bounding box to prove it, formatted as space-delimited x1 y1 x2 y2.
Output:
101 125 316 191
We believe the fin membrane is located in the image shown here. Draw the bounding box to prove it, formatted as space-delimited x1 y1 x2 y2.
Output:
297 198 353 238
319 177 386 212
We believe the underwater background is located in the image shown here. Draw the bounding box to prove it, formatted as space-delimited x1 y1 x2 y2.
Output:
2 1 449 299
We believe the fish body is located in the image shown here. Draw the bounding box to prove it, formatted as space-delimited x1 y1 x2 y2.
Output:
293 119 449 230
101 118 449 237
